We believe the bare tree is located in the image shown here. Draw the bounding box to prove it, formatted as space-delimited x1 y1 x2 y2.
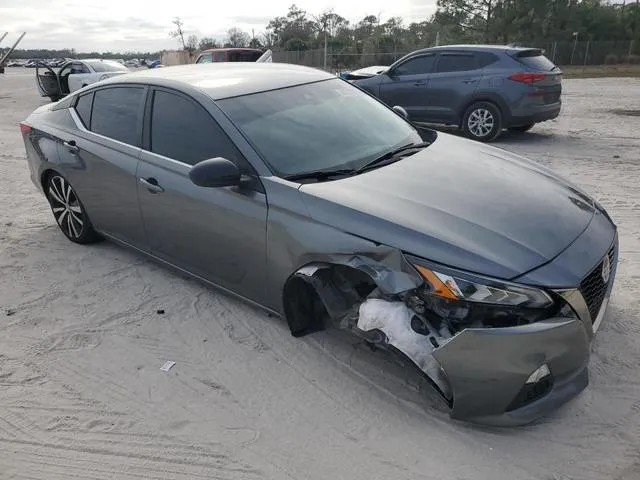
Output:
226 27 250 48
169 17 187 49
199 37 218 50
186 34 198 52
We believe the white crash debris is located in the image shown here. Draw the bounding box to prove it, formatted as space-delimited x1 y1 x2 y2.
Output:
357 299 449 374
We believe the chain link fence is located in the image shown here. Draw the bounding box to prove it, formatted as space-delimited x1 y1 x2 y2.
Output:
273 40 640 72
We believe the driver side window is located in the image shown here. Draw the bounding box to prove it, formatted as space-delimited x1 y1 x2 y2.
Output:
393 54 436 76
196 53 212 64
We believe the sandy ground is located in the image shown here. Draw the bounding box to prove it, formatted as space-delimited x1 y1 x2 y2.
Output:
0 69 639 480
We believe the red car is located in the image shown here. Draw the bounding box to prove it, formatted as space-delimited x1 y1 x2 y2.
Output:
195 48 263 64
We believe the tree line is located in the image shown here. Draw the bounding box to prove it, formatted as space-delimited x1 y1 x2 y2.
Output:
3 0 640 61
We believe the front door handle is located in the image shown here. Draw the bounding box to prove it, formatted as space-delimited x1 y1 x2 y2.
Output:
462 80 477 84
414 80 427 86
139 177 164 194
63 140 79 153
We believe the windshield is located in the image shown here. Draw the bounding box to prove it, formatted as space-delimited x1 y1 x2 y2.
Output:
85 60 129 72
218 79 422 177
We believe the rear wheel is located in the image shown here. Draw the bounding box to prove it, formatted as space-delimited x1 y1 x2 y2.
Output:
46 173 101 244
508 124 535 133
462 102 503 142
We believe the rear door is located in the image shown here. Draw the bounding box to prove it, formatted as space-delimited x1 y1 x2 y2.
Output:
137 87 268 303
60 85 148 247
426 52 482 124
378 53 436 121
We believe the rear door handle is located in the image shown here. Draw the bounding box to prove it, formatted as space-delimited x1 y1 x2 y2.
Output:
414 80 427 86
463 80 477 84
139 177 164 194
63 140 79 153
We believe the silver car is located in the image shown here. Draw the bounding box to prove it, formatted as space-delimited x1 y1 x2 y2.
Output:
20 63 618 426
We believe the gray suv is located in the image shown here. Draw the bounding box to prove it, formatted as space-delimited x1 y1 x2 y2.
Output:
350 45 562 142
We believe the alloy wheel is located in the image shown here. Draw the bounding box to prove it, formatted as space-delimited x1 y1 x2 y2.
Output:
467 108 495 139
48 176 85 239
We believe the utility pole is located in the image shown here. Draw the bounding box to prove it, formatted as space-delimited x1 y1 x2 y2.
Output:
570 32 579 65
323 29 328 70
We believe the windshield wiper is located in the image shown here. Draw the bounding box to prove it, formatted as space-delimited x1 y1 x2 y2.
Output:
356 142 431 173
285 168 357 182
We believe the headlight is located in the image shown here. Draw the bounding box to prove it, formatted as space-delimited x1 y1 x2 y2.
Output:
406 257 561 329
413 265 553 308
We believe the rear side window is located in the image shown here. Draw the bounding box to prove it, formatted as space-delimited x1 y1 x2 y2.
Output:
475 51 500 68
228 51 262 62
515 50 556 71
150 90 244 167
90 87 144 146
435 54 478 73
74 92 93 128
394 54 435 76
212 51 226 62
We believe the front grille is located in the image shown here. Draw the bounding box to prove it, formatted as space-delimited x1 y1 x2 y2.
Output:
580 244 615 322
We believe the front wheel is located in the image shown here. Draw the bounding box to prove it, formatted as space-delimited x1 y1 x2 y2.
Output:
462 102 503 142
46 173 101 244
49 96 61 102
508 124 534 133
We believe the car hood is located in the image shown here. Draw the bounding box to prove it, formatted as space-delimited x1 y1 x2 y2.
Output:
298 133 597 280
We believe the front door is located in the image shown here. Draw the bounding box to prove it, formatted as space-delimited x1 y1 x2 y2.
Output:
61 86 148 247
137 88 268 303
35 64 62 98
379 53 436 122
67 62 93 92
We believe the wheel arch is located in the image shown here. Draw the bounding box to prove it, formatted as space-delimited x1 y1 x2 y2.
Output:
458 92 511 126
281 254 423 337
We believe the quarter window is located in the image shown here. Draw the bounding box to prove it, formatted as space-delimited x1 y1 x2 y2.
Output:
394 55 435 76
90 87 144 145
74 92 93 128
435 54 478 73
150 90 244 168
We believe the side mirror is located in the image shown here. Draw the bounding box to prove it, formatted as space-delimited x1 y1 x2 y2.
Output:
189 157 241 188
392 105 409 120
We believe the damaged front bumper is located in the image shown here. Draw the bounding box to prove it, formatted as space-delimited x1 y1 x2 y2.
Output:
287 240 616 427
432 318 590 426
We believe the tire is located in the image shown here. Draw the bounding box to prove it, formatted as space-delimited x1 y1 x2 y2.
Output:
508 124 535 133
45 173 101 244
49 96 61 102
462 101 503 142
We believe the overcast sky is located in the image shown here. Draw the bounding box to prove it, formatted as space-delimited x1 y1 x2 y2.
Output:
2 0 436 52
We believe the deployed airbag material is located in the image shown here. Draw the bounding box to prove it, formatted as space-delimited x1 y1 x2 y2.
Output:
357 299 449 396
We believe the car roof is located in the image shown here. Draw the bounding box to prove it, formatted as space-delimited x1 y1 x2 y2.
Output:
412 44 539 54
200 48 263 53
97 63 334 100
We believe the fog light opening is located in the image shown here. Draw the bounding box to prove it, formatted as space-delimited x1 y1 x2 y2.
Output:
525 363 551 385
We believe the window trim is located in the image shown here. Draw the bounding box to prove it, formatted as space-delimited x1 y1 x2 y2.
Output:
142 86 257 176
73 91 94 129
433 52 480 74
391 53 436 77
68 83 148 148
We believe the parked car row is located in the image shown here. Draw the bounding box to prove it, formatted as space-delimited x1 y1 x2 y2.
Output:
20 60 616 426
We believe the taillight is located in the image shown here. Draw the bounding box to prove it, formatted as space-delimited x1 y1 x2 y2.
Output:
19 122 32 135
508 72 546 84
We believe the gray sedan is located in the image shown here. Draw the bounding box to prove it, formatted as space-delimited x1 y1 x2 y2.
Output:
20 63 618 426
